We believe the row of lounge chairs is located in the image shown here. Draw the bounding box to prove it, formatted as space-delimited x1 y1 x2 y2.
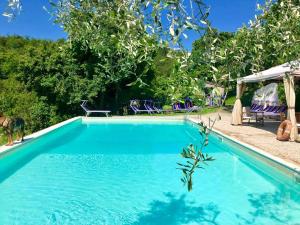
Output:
243 103 287 125
80 99 201 117
130 99 200 114
130 100 162 114
250 104 287 116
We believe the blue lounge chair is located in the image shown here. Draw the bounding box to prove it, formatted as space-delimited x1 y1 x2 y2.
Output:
130 100 156 114
184 98 201 112
172 102 188 112
172 98 201 113
264 105 287 117
152 101 164 113
144 100 166 113
250 104 287 119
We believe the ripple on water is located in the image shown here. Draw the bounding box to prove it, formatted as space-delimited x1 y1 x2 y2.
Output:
0 122 300 225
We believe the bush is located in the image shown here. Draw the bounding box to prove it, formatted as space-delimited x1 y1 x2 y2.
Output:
224 96 236 106
162 105 172 110
0 78 61 133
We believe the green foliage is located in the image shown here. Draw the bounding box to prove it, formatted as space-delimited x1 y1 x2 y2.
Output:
47 1 162 112
224 96 236 106
0 36 75 132
1 1 212 133
190 29 234 86
0 77 59 132
241 91 254 107
177 117 220 191
49 0 212 109
151 48 206 105
162 105 172 111
206 0 299 81
277 83 287 105
2 0 298 135
189 0 299 110
0 34 203 134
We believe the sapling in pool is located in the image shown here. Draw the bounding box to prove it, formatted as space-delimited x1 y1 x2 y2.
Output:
178 115 220 191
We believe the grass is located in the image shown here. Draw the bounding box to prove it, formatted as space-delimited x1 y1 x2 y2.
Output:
0 131 20 146
0 133 6 146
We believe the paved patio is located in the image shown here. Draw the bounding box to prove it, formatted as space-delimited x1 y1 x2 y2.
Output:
189 110 300 167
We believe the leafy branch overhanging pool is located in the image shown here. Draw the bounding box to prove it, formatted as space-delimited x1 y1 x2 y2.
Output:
0 118 299 225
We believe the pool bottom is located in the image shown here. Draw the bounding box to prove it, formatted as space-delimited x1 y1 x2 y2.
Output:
0 119 299 225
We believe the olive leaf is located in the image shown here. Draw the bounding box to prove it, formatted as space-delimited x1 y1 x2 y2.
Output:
178 115 220 191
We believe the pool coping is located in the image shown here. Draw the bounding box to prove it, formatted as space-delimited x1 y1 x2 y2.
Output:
81 116 185 123
187 117 300 175
1 116 299 176
0 116 81 156
0 116 185 156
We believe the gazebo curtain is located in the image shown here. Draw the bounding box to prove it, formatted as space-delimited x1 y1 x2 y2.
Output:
231 75 299 141
283 75 299 141
231 83 245 125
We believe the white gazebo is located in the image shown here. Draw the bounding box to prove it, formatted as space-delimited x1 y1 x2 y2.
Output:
231 60 300 141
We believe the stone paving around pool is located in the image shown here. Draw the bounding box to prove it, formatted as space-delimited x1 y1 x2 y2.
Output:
189 111 300 167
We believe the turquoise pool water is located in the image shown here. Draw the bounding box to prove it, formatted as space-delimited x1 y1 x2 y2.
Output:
0 119 299 225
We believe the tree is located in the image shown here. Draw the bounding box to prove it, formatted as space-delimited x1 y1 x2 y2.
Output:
47 0 211 110
2 0 22 20
203 0 300 83
190 29 233 86
0 36 64 132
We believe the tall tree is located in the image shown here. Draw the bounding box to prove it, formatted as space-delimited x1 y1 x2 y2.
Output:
49 0 211 110
204 0 300 82
190 29 233 85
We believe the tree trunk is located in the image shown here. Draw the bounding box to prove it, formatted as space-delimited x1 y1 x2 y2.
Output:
115 84 121 114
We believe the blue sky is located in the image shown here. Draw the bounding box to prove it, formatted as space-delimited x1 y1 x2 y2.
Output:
0 0 263 50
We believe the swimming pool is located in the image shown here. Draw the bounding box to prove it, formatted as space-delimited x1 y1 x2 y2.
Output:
0 118 299 224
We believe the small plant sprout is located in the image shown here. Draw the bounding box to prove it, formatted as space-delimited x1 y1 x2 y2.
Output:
177 114 221 191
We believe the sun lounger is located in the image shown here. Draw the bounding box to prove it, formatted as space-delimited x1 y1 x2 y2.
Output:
187 106 201 112
172 98 201 113
144 100 160 113
152 104 164 113
263 105 287 117
185 98 201 112
130 100 156 114
244 106 264 125
80 100 111 117
172 102 189 112
249 104 287 123
144 100 168 113
205 95 213 106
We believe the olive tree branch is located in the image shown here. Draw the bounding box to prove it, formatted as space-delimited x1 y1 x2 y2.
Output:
177 114 221 191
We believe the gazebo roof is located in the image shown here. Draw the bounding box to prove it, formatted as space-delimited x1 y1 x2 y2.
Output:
237 60 300 84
